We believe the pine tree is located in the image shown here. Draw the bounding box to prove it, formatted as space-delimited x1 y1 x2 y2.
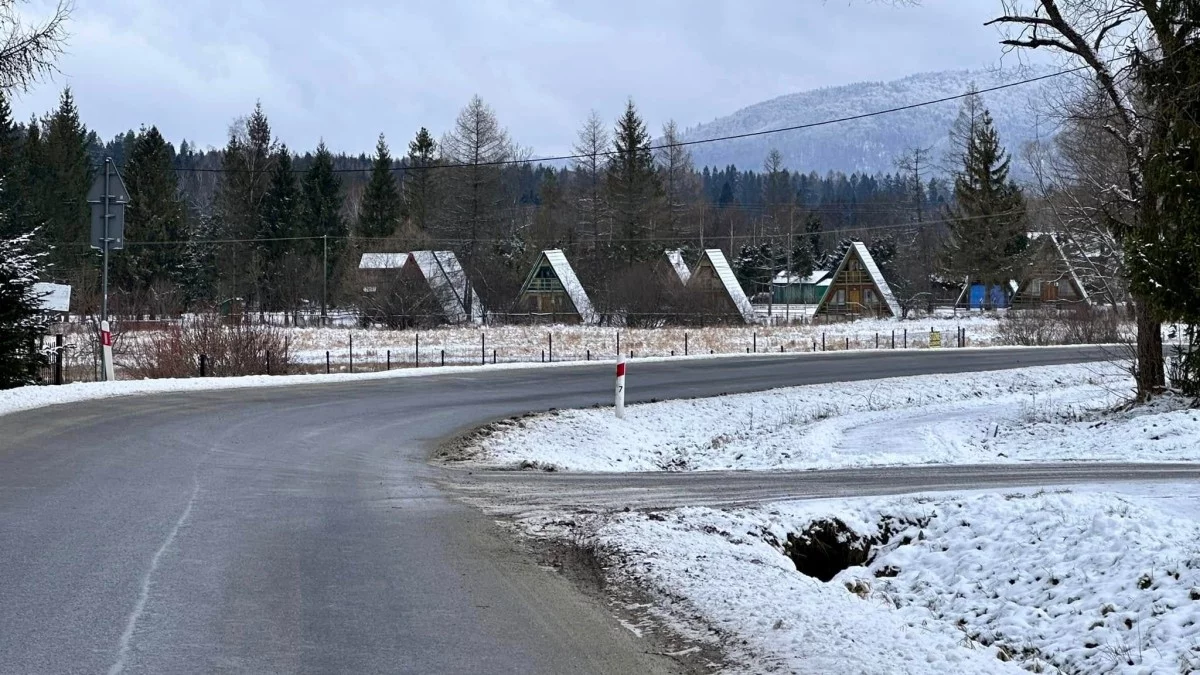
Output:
404 127 438 232
39 88 90 276
358 134 402 240
259 146 300 311
942 92 1026 308
606 99 661 264
301 141 345 292
123 126 186 309
0 230 46 388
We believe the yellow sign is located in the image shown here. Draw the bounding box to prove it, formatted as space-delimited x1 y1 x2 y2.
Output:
929 331 942 348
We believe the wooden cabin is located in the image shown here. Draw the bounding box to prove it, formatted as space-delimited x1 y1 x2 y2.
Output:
686 249 755 324
812 242 900 320
515 250 597 324
1012 233 1090 308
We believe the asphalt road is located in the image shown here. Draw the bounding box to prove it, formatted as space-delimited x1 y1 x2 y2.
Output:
0 345 1162 674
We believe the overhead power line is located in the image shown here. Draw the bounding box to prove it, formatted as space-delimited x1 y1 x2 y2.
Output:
137 65 1086 175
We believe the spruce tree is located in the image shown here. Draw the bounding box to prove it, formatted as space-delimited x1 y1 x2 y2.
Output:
123 126 186 305
358 134 402 240
0 230 46 388
214 103 275 306
301 142 345 285
404 127 437 231
0 91 22 237
942 92 1026 308
605 98 661 264
258 146 300 310
39 88 91 275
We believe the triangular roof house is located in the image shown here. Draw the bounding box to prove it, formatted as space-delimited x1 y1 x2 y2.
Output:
406 250 485 324
812 242 900 319
516 249 597 324
686 248 755 323
1012 233 1090 307
664 249 692 286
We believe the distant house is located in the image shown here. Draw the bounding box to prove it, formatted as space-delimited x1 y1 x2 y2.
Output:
357 250 483 326
771 270 832 305
686 249 755 324
406 251 485 324
358 252 408 295
515 249 596 324
812 242 900 320
1012 233 1090 308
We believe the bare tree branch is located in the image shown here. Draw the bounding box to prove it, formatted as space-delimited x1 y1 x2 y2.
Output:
0 0 70 92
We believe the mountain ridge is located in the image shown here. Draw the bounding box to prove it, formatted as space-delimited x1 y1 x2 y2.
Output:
679 65 1060 177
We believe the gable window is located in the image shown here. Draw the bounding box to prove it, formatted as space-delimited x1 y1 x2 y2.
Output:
835 289 846 305
865 288 876 304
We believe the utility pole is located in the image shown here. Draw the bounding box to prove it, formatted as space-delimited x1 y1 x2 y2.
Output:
321 234 328 326
87 157 128 381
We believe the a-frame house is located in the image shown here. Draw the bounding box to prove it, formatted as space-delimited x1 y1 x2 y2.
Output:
515 249 597 324
812 242 900 320
686 249 755 324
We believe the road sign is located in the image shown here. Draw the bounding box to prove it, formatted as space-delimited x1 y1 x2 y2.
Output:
614 356 626 419
929 330 942 348
87 165 130 250
32 282 71 312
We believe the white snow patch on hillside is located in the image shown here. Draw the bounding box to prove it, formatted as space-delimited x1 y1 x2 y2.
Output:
532 489 1200 674
464 362 1169 472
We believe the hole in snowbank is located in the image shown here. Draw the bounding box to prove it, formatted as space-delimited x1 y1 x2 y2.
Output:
783 518 874 582
783 515 930 582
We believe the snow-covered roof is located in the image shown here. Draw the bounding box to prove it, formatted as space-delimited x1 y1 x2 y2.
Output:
408 250 484 324
359 253 409 270
851 242 901 318
665 249 691 285
773 270 830 285
526 249 596 323
700 249 755 323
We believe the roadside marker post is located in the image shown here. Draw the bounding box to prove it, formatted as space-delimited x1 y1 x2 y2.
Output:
100 320 115 382
614 356 627 419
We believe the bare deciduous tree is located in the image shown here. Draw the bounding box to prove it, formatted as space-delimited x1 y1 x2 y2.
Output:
0 0 69 92
572 110 610 245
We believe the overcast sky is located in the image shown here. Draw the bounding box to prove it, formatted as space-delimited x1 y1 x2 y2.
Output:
12 0 1025 157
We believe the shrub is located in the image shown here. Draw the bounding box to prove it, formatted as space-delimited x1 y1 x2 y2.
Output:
125 315 292 379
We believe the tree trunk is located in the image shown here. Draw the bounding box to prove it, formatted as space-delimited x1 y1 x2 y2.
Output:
1134 297 1165 401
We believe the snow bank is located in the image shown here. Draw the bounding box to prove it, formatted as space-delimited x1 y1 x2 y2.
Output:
464 362 1166 472
534 490 1200 673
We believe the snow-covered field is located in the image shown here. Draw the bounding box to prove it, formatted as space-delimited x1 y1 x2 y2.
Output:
458 360 1200 472
527 488 1200 674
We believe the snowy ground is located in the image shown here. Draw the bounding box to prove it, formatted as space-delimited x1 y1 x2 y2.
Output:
52 314 1006 380
457 360 1200 472
525 487 1200 674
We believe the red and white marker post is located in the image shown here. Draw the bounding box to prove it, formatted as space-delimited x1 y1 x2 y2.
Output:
100 319 115 382
614 355 627 419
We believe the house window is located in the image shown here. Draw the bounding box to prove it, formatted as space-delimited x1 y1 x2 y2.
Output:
865 288 876 304
835 289 846 305
1030 279 1042 294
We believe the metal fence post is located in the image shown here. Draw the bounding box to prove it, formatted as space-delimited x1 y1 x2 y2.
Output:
54 333 63 385
493 349 496 364
892 330 895 349
200 354 207 377
616 331 620 357
586 349 590 361
482 333 486 365
441 350 445 367
266 350 271 376
875 333 879 349
387 349 391 370
326 351 330 374
415 333 420 367
822 333 825 351
753 332 757 353
684 332 688 356
549 333 553 363
845 337 849 350
904 329 908 348
349 334 354 374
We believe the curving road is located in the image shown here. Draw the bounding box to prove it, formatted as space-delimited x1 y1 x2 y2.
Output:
1 345 1178 674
